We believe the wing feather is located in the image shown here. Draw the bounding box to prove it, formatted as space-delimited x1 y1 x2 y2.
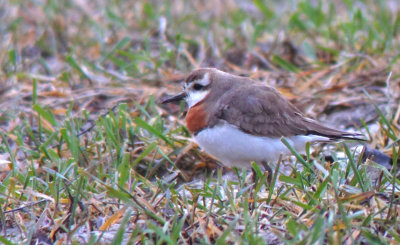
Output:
212 84 364 141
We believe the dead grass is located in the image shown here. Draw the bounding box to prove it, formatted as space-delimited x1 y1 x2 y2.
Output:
0 0 399 244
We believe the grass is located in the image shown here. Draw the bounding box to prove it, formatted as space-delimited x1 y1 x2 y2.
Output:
0 0 400 244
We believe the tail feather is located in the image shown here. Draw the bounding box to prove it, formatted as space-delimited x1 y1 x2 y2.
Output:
317 131 367 141
303 119 367 142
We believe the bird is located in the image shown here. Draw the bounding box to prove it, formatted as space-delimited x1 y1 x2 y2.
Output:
162 68 365 176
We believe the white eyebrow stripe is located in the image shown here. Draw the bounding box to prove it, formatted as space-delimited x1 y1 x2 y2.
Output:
191 73 210 86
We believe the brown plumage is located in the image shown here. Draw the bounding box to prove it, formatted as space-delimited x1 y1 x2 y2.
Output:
182 68 364 141
185 102 209 134
162 68 366 173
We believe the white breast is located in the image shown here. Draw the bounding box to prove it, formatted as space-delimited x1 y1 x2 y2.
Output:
194 122 329 168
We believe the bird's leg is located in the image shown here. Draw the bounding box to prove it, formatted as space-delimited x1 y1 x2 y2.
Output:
251 167 257 183
249 162 272 213
262 161 273 184
250 167 257 212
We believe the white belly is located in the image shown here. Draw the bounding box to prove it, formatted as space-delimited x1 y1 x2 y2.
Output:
194 123 328 168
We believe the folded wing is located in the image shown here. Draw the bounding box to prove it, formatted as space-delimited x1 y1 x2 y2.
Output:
213 84 364 141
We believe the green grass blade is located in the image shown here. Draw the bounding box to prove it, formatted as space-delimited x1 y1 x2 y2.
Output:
134 117 173 146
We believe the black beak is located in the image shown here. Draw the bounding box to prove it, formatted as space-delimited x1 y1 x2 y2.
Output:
161 91 187 104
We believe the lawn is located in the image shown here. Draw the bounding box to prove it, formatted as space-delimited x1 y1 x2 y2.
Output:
0 0 399 244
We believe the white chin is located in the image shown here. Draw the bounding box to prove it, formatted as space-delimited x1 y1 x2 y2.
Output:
186 91 209 108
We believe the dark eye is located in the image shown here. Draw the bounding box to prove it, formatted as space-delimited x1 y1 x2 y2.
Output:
193 83 204 91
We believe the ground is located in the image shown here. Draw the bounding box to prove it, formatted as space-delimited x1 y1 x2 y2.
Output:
0 0 400 244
